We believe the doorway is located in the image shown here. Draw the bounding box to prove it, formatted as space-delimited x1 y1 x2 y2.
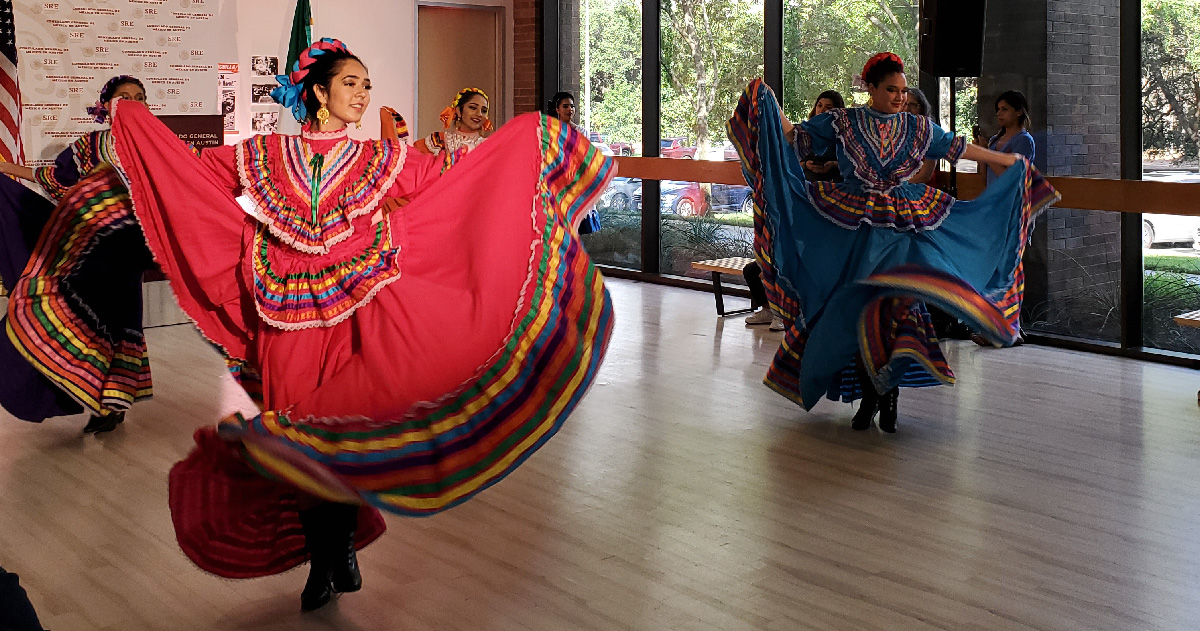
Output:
416 4 505 140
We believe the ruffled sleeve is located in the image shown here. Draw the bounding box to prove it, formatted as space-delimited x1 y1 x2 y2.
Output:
32 145 82 202
796 112 837 160
926 123 967 163
108 98 256 361
414 131 445 155
386 148 441 199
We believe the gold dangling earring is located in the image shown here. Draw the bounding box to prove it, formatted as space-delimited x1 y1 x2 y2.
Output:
355 120 362 130
316 104 330 126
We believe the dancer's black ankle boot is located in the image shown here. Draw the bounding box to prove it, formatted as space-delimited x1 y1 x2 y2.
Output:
878 388 899 434
328 503 362 594
299 508 333 612
83 411 124 434
852 386 878 431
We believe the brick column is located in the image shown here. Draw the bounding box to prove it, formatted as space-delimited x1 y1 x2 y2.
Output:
513 0 541 114
559 0 581 100
980 0 1123 340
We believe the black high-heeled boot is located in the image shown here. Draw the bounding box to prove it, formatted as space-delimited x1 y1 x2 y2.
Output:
83 411 125 434
298 509 333 612
852 385 879 431
877 388 899 434
328 503 362 594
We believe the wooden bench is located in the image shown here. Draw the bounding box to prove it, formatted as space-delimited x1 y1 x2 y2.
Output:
691 257 756 317
1174 310 1200 405
1173 310 1200 329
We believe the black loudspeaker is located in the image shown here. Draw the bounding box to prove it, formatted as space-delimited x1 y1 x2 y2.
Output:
920 0 987 77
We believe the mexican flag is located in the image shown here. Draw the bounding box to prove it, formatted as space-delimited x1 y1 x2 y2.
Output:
285 0 312 74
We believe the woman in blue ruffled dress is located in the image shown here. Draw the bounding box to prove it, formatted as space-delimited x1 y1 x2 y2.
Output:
727 52 1060 433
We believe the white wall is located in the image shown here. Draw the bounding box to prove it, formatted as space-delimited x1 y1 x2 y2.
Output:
226 0 513 144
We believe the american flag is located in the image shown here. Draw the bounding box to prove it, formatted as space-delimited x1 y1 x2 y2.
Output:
0 0 22 164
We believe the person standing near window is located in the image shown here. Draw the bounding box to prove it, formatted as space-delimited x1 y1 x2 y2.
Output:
799 90 845 182
969 90 1037 347
548 92 578 128
976 91 1036 186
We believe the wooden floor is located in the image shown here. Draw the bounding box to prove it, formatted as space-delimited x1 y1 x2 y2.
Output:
4 279 1200 630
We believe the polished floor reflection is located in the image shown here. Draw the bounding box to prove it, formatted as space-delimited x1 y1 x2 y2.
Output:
2 279 1199 630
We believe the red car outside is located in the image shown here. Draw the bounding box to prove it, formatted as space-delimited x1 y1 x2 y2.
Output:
660 137 697 159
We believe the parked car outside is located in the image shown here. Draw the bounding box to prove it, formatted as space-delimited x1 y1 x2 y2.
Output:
705 141 740 162
631 180 708 216
660 137 697 159
585 131 633 156
581 130 616 157
1141 213 1198 248
1140 170 1200 250
609 139 635 156
709 183 754 214
600 176 640 213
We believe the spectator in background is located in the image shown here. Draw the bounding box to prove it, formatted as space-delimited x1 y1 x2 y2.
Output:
548 92 602 235
905 87 938 185
743 259 783 331
548 92 578 129
905 86 933 118
800 90 845 182
970 90 1036 346
976 90 1036 186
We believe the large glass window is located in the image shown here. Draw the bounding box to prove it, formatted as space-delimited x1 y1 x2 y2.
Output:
781 1 919 121
555 0 1200 362
569 0 643 269
1141 0 1200 353
659 0 763 278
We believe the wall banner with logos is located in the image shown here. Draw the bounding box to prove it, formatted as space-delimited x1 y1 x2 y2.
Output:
14 0 230 166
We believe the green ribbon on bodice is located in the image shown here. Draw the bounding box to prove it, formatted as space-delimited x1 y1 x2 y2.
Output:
309 152 325 229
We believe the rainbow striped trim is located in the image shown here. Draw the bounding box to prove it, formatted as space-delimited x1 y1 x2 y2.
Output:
33 131 117 202
225 114 615 516
992 162 1061 333
5 165 152 415
726 80 801 329
236 134 405 255
72 130 119 176
251 218 401 330
32 166 72 201
808 180 955 231
856 295 953 394
830 108 934 194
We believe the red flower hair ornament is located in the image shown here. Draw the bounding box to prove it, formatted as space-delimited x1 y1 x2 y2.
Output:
861 52 904 83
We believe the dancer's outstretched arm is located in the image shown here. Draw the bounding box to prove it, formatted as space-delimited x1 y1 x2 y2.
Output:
962 143 1020 169
0 162 34 182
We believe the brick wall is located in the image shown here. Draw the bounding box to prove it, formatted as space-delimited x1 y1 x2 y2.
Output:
981 0 1123 340
559 0 581 100
1039 0 1121 340
977 0 1048 171
1045 0 1121 178
513 0 540 114
512 0 584 115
